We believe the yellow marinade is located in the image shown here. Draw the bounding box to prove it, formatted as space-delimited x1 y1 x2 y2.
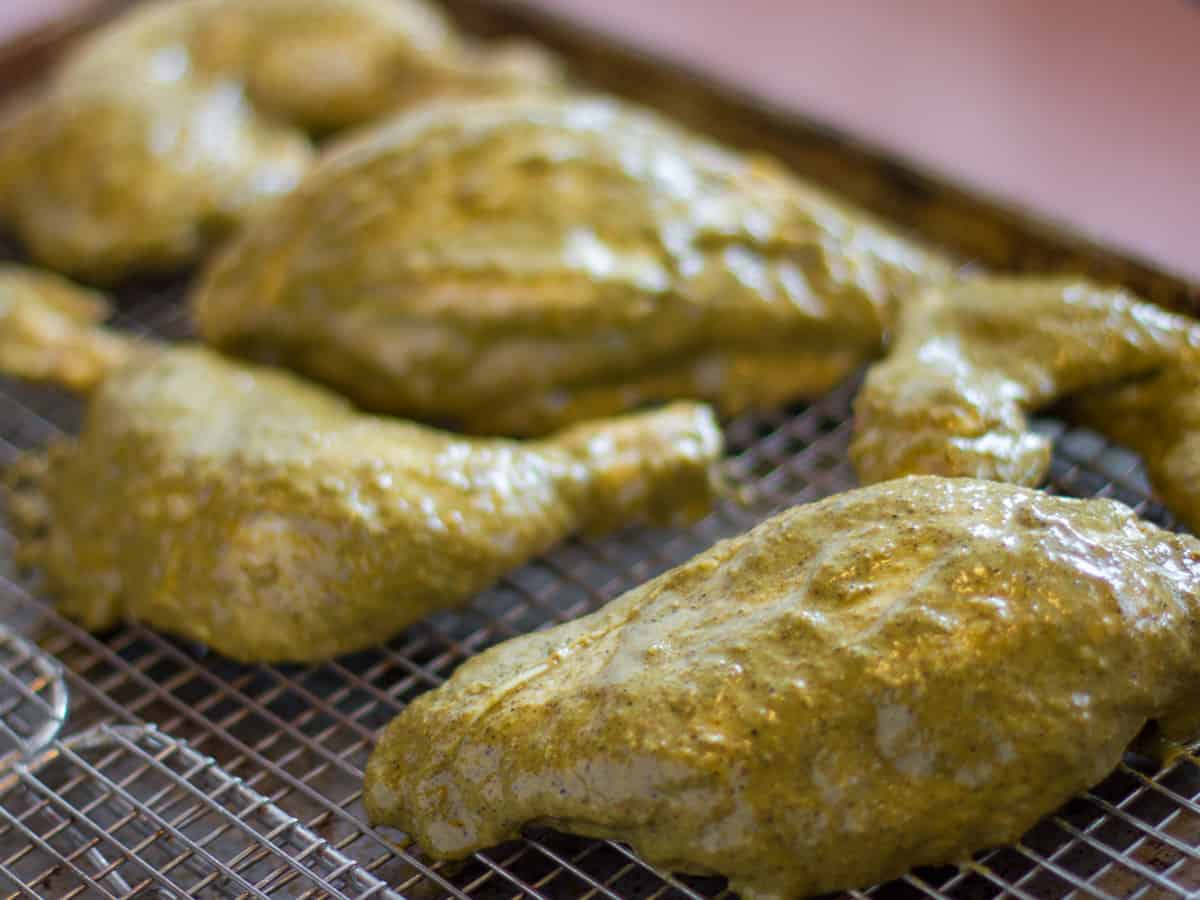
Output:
0 0 560 280
366 476 1200 899
195 93 949 434
0 267 720 662
851 276 1200 529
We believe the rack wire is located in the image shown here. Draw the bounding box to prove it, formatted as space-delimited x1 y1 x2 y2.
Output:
0 270 1197 900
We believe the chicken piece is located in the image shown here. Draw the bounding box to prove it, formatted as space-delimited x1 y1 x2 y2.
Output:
194 94 949 435
365 476 1200 900
0 266 134 391
1 268 721 662
850 276 1200 528
1070 370 1200 529
0 0 561 281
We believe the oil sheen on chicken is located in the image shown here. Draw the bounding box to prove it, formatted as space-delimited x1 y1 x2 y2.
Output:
851 276 1200 529
194 94 948 434
0 0 560 280
365 476 1200 900
0 269 720 662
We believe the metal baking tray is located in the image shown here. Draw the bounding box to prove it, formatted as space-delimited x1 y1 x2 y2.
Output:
0 2 1198 898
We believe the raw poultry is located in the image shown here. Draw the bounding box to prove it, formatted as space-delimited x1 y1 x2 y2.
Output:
194 93 949 435
0 0 560 281
366 476 1200 900
851 276 1200 529
0 266 720 661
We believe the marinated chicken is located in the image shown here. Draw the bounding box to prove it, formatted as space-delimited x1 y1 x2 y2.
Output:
194 94 949 435
0 0 560 281
851 277 1200 529
0 266 133 391
365 476 1200 900
1070 370 1200 530
0 269 721 662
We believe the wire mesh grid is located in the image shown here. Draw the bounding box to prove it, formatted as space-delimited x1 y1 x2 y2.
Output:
0 627 66 766
0 269 1197 900
0 723 402 899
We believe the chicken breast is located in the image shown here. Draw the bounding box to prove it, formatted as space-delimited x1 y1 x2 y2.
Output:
365 476 1200 900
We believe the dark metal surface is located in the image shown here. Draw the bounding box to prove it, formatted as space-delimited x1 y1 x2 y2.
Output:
0 2 1199 898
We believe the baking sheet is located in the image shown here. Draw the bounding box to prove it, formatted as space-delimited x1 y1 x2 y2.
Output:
0 2 1198 898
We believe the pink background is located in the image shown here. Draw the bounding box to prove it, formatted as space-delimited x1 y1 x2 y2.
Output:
3 0 1198 279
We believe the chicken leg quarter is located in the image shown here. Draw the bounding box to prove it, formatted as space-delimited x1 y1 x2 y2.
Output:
0 266 721 662
194 94 949 435
851 276 1200 529
366 476 1200 900
0 0 560 281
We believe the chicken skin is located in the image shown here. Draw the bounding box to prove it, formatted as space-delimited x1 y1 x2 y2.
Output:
365 476 1200 900
194 94 949 435
0 267 721 662
851 277 1200 529
0 0 560 281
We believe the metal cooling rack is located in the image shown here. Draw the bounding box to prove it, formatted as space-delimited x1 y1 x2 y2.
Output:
0 272 1199 900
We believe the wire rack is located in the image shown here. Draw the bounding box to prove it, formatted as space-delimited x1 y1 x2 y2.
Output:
0 270 1198 900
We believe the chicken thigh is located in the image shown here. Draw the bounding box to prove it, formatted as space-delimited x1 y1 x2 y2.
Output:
1 267 721 662
851 276 1200 529
194 94 949 435
0 0 560 281
365 476 1200 900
